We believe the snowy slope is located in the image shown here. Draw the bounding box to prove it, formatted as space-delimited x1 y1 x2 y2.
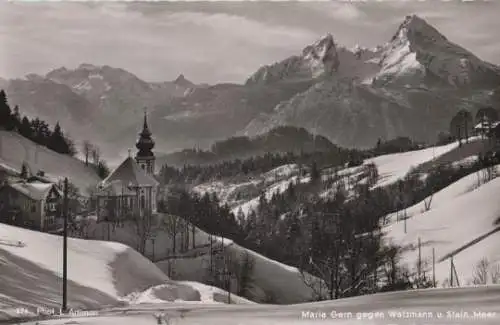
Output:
384 164 499 224
14 286 500 324
383 172 500 286
83 216 322 304
0 131 101 195
367 138 477 188
159 237 322 304
0 223 250 322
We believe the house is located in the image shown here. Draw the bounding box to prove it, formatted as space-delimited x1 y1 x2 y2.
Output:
0 180 62 231
473 120 500 137
94 109 160 223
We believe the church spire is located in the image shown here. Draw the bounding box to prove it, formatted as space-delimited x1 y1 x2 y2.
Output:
136 107 155 159
141 108 151 137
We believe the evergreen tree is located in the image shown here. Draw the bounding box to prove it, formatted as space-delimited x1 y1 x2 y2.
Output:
48 122 67 153
20 163 28 179
12 105 21 131
19 116 32 138
310 160 320 183
0 89 14 130
96 160 110 179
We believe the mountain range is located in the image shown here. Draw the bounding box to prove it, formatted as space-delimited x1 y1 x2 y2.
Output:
2 14 499 162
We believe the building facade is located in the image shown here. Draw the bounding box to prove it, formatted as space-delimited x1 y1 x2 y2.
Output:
0 180 62 231
95 110 159 222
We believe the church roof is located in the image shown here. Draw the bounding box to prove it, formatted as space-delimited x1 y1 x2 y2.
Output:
101 157 159 188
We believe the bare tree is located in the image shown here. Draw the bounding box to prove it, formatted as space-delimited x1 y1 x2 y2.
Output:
491 264 500 284
472 257 490 285
365 163 379 188
423 194 434 212
82 140 93 166
91 145 101 166
224 251 256 299
162 214 185 254
133 213 154 255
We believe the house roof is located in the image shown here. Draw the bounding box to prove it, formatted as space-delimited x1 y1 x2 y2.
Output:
101 156 159 188
8 181 58 201
474 121 500 129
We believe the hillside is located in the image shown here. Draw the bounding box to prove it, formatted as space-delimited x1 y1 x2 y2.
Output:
0 130 101 195
191 138 478 216
156 126 337 168
0 223 252 322
185 136 499 294
82 216 322 304
383 165 500 287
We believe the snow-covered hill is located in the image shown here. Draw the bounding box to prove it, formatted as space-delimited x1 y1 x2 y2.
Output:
383 164 500 287
0 130 101 195
83 217 322 304
0 222 251 322
191 137 499 291
193 138 475 217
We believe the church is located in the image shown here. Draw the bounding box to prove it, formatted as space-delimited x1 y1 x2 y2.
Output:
94 109 160 222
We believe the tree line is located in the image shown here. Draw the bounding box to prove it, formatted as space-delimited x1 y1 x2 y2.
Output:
449 106 499 146
0 89 76 156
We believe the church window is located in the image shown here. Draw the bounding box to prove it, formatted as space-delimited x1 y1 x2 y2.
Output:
141 195 145 210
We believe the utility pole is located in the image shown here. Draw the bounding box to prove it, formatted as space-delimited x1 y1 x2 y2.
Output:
226 256 231 304
209 234 213 275
417 237 421 288
450 256 454 288
62 177 68 313
432 248 436 288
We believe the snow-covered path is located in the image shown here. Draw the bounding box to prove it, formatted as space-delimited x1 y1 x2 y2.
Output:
15 285 500 324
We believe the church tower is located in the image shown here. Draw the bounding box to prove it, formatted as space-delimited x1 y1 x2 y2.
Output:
135 108 155 175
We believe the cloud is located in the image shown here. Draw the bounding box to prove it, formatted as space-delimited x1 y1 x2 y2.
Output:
0 1 499 84
0 2 316 83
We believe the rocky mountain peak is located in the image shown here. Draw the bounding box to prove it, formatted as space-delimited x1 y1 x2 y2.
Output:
390 14 447 48
173 74 194 87
245 33 340 85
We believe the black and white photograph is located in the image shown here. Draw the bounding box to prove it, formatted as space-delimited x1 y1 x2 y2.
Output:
0 0 500 324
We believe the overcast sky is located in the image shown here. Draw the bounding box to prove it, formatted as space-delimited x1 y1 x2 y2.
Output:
0 0 499 84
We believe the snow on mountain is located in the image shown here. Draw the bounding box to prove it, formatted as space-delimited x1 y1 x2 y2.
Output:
246 34 380 85
246 34 339 85
242 15 500 148
192 163 310 218
375 15 500 88
0 131 101 195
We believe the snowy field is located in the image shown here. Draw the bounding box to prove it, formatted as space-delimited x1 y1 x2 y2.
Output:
0 223 250 322
383 166 500 286
0 131 101 195
366 138 476 188
14 286 500 324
